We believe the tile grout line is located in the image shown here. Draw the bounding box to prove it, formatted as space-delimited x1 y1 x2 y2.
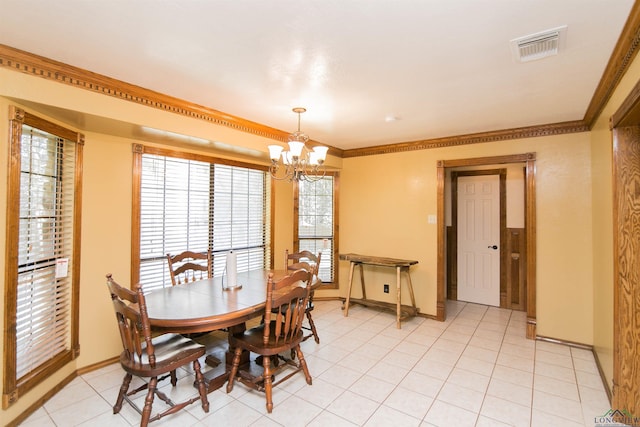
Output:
24 301 605 427
420 301 473 424
472 304 511 427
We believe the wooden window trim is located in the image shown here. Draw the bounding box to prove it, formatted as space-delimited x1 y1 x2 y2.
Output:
293 172 339 289
130 143 274 288
3 106 83 408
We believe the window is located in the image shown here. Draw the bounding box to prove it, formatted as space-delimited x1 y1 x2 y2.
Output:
294 173 339 286
3 107 83 408
132 145 271 292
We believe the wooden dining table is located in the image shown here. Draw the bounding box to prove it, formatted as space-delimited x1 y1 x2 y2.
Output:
144 268 317 392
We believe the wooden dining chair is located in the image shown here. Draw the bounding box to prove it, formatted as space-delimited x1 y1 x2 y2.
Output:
284 249 320 273
285 249 322 343
166 250 212 286
226 269 313 413
106 274 209 426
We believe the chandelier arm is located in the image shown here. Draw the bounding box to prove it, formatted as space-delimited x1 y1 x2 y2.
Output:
269 162 296 182
268 107 327 182
301 168 326 182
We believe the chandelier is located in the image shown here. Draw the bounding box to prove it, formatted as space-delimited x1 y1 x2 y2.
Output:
268 107 328 182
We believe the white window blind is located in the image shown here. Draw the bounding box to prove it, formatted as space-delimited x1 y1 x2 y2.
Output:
138 154 269 292
212 164 268 276
16 125 75 380
298 176 335 282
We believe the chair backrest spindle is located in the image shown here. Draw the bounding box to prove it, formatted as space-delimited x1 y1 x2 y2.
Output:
285 250 321 276
166 250 213 286
263 269 311 347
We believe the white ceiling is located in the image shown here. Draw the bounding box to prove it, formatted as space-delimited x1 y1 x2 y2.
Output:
0 0 635 150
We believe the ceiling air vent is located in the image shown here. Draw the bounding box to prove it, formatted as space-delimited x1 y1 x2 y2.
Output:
510 25 567 62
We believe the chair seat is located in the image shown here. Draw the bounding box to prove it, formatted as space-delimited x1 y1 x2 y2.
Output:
229 323 304 357
120 333 206 377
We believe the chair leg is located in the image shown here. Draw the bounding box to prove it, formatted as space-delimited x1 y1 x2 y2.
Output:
263 354 273 413
141 376 157 427
295 345 312 385
193 359 210 412
170 369 177 386
113 372 132 414
226 347 242 393
306 310 320 344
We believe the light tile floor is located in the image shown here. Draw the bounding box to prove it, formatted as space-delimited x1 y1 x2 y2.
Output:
19 300 611 427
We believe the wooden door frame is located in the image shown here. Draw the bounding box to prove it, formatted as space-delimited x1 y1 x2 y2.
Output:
610 77 640 413
437 153 537 339
450 169 507 307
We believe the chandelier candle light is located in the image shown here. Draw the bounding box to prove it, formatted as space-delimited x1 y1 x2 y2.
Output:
268 107 329 182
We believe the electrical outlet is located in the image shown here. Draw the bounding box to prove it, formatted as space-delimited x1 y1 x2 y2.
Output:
384 284 389 293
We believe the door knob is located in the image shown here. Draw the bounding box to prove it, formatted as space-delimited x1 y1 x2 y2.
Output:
488 245 498 250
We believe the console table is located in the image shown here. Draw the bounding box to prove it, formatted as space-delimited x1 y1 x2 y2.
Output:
339 253 419 328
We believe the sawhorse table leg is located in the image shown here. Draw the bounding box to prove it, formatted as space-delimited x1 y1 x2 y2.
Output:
343 261 356 317
405 266 417 310
395 266 402 328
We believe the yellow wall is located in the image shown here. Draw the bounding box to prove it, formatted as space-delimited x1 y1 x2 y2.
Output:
1 47 639 422
339 133 594 344
590 115 615 392
590 43 640 391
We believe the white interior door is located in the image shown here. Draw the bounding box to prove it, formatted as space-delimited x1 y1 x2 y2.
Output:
457 174 500 306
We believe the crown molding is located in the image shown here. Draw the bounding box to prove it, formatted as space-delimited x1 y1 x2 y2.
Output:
342 121 589 158
345 1 640 158
0 44 281 140
0 43 342 157
583 0 640 127
2 0 639 162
